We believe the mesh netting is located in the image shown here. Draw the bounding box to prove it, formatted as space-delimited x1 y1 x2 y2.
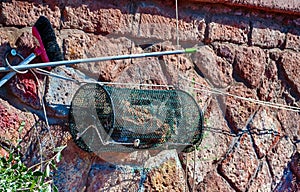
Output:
69 83 203 153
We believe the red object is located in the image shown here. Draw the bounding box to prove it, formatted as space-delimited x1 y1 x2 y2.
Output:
32 26 49 63
8 26 51 108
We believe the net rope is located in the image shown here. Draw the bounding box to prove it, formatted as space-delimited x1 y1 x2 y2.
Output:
38 69 300 113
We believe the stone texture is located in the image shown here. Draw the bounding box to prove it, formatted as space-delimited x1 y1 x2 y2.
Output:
212 42 237 64
191 0 300 14
54 141 93 192
55 143 188 191
180 99 232 189
62 5 124 34
143 150 187 192
248 161 272 192
0 98 35 146
248 108 282 159
9 73 42 110
192 45 233 88
21 123 71 167
225 83 259 133
62 32 135 81
196 171 234 192
0 0 300 191
257 59 282 102
45 66 96 118
135 12 205 42
207 16 249 44
277 109 300 150
86 159 141 192
290 152 300 180
252 21 286 48
61 0 206 42
266 136 295 189
218 133 259 192
0 1 61 28
234 46 266 88
278 50 300 97
286 30 300 51
115 56 168 88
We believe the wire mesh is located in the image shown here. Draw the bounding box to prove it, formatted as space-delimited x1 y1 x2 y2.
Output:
69 83 203 153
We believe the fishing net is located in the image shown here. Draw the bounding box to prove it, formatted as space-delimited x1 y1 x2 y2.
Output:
69 83 203 153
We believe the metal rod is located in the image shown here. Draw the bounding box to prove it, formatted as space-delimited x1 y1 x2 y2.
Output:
0 48 197 72
0 53 36 87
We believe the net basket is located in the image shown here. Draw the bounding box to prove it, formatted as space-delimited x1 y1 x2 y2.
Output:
69 83 203 153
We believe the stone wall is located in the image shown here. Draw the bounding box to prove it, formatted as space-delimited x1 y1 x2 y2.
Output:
0 0 299 191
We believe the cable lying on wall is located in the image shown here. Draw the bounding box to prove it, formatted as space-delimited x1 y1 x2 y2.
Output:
179 75 300 113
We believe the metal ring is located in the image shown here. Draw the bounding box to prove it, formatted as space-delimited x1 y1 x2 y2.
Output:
5 49 28 74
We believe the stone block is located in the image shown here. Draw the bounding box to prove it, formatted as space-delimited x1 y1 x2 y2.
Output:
225 83 258 133
252 21 286 48
234 45 266 88
0 98 35 146
278 50 300 97
277 108 300 148
62 5 124 34
54 141 93 192
207 16 249 44
1 1 61 28
248 161 272 192
180 99 232 188
257 59 282 101
212 42 237 64
143 150 187 192
218 134 259 191
266 136 295 189
286 31 300 51
197 171 234 191
86 162 141 192
248 108 281 159
192 45 233 88
45 66 96 118
62 32 135 81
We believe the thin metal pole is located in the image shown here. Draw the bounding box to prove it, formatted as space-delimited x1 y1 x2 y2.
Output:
0 48 196 72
